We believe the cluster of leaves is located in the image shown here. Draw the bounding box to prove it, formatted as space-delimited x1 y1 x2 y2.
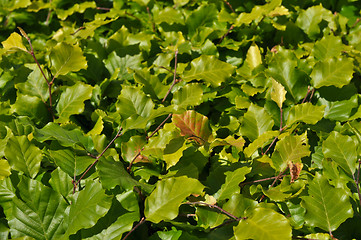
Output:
1 0 361 239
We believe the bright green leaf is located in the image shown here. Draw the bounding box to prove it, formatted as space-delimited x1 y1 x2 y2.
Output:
50 42 87 77
163 137 187 169
313 35 343 60
144 176 204 223
244 131 279 158
183 55 235 87
301 173 353 232
0 160 11 180
1 32 27 52
172 83 203 112
56 82 93 123
322 131 357 175
49 168 73 197
310 57 354 88
286 103 326 126
5 135 42 178
246 43 262 70
214 167 251 201
240 104 274 142
271 78 287 109
234 208 292 240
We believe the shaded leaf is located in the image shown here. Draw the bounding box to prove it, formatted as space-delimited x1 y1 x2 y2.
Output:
5 135 42 178
286 103 325 126
240 104 274 142
133 69 168 100
0 176 67 239
322 131 357 175
50 42 87 77
234 208 292 240
183 55 235 87
34 122 94 152
173 110 211 144
301 173 353 232
56 82 93 123
310 57 354 88
49 167 73 197
144 176 204 223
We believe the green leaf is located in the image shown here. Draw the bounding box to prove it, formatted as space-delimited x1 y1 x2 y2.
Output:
313 35 343 60
244 131 279 158
271 78 287 109
49 149 94 177
286 103 326 126
173 110 212 143
214 167 251 201
322 131 357 175
97 156 153 193
172 83 203 112
246 43 262 70
240 104 274 142
1 32 27 52
56 82 93 123
49 167 73 197
267 48 308 102
56 2 96 20
0 176 67 239
163 137 187 169
5 135 42 178
116 86 154 120
0 127 13 158
0 160 11 180
319 94 358 121
183 55 235 87
11 94 50 125
34 122 94 152
15 64 49 102
186 4 218 37
104 52 142 81
153 7 184 25
144 176 204 223
273 132 310 171
121 135 146 163
301 173 353 232
310 57 354 88
133 69 168 100
50 42 87 78
234 208 292 240
64 181 112 238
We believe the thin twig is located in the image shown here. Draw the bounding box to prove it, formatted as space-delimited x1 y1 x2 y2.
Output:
240 175 287 187
162 50 179 103
73 127 123 190
259 168 288 202
18 27 54 120
301 86 310 104
223 0 235 13
218 25 234 44
146 113 172 139
127 148 144 172
146 6 156 32
309 88 315 102
96 7 111 11
122 217 146 240
262 136 278 156
183 202 244 221
279 108 283 131
45 0 52 25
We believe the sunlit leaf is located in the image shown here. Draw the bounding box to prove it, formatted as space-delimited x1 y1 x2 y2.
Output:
144 176 204 223
234 208 292 240
56 82 93 123
313 35 343 60
5 135 42 178
214 167 251 201
322 131 357 175
172 83 203 112
286 103 326 126
301 173 353 232
0 160 11 180
49 168 73 197
1 32 27 52
246 43 262 70
153 7 184 24
132 69 168 100
244 131 279 158
64 181 112 238
271 78 287 109
56 2 96 20
183 55 235 87
50 42 87 77
319 94 358 121
173 110 212 144
240 104 274 142
310 57 354 88
273 132 310 171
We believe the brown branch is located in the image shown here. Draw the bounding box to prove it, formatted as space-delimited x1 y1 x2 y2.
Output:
18 27 54 121
122 217 146 240
240 175 287 187
223 0 235 13
73 127 123 192
301 86 311 104
218 25 234 44
162 50 179 103
259 168 288 202
96 7 111 11
183 202 244 221
45 0 52 25
146 6 156 32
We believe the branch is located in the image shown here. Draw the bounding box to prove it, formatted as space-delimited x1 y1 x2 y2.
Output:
259 168 288 202
73 127 123 192
223 0 235 13
240 174 287 187
183 202 244 221
122 217 146 240
353 159 361 209
162 50 179 103
146 6 156 32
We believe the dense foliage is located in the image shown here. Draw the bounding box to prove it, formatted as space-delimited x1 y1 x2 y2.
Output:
1 0 361 239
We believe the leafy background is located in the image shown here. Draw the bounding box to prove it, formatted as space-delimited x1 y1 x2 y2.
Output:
0 0 361 239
